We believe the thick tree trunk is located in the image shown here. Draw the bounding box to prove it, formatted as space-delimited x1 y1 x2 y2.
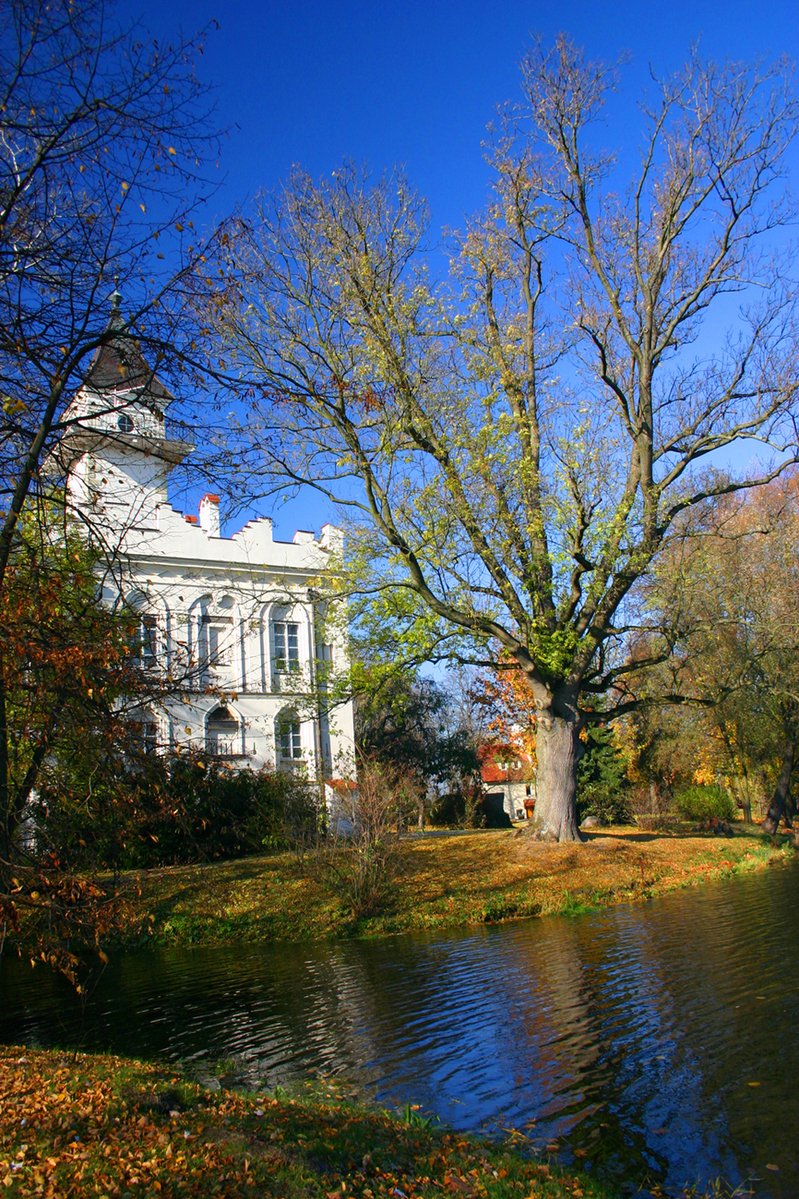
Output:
531 698 583 843
762 736 796 834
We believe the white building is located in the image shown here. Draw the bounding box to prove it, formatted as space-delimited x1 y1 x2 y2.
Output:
59 295 355 785
479 744 536 823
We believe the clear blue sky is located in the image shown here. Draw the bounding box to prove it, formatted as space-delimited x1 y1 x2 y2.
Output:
134 0 799 533
138 0 799 234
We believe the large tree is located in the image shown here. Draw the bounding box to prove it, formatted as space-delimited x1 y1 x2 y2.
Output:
214 41 799 841
0 0 219 560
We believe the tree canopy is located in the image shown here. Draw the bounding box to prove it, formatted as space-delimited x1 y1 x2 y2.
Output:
214 41 799 840
635 473 799 828
0 0 221 586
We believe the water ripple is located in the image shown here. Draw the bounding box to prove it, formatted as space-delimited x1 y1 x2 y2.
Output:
3 864 799 1197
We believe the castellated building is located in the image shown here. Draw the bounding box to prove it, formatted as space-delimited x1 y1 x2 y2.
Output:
58 296 355 787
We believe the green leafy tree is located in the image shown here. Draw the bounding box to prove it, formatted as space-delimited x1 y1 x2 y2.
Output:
577 725 632 826
214 41 799 841
355 669 478 825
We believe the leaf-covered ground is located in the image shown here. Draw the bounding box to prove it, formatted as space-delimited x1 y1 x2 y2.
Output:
123 826 793 948
0 1046 618 1198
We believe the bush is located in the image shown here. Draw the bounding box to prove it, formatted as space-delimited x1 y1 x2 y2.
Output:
673 783 735 824
470 795 512 828
428 791 467 827
149 756 321 863
577 782 633 826
321 840 399 921
37 754 323 869
634 813 678 831
321 761 409 919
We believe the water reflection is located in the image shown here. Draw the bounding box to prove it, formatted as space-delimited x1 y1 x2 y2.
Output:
2 864 799 1198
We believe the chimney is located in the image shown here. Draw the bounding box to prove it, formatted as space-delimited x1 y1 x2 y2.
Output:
199 493 221 536
320 523 344 553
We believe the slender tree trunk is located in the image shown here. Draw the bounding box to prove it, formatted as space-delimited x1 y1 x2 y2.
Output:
727 774 752 824
0 643 9 863
733 777 753 825
762 736 796 834
531 694 583 843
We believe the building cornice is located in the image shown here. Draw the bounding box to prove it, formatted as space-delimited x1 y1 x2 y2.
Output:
119 552 326 582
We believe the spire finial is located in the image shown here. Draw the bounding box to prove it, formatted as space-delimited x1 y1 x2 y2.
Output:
109 276 122 312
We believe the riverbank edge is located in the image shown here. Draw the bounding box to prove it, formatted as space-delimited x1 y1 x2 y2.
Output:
117 825 796 950
0 1044 620 1199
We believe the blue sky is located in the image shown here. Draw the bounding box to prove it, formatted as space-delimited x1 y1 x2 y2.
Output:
139 0 799 234
134 0 799 533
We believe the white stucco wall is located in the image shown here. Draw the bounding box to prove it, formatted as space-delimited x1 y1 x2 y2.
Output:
63 372 355 784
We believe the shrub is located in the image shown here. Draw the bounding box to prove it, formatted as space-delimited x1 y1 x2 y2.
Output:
634 813 678 831
428 791 466 827
38 754 323 869
470 795 512 828
321 761 409 919
578 782 633 826
321 840 399 921
673 783 735 823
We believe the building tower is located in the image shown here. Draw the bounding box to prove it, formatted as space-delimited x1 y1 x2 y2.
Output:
59 295 355 783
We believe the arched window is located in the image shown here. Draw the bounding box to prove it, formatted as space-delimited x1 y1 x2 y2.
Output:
276 710 303 763
138 612 158 667
124 592 162 670
206 705 240 757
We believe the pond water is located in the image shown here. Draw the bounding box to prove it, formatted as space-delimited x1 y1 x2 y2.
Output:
2 859 799 1198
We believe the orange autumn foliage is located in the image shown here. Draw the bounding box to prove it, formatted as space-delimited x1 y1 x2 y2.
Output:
471 658 537 765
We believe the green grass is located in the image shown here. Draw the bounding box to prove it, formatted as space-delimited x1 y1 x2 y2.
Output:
112 825 795 950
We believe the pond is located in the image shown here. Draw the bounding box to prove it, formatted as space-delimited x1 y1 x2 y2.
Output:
2 860 798 1198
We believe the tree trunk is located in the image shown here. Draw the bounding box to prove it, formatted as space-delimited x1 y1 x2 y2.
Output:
762 736 796 834
733 777 752 826
531 697 583 843
0 642 10 862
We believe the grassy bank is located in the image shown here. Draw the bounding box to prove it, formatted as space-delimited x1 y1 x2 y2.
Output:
0 1046 618 1199
123 825 794 948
